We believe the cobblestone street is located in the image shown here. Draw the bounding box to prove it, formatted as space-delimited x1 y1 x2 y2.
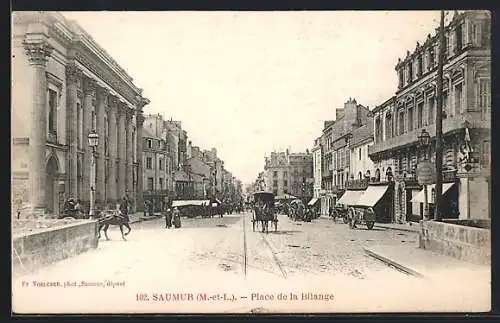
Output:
12 213 489 313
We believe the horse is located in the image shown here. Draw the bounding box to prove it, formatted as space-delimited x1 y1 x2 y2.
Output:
258 204 274 233
97 210 131 241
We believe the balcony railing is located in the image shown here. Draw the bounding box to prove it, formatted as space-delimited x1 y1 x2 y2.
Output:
368 115 490 157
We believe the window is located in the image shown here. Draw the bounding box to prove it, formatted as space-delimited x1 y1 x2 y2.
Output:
283 180 288 187
159 159 164 170
454 83 463 116
284 171 288 177
359 148 362 161
399 110 405 135
358 172 362 180
408 106 414 132
443 91 449 117
417 102 423 128
385 113 392 139
147 177 154 191
428 97 435 125
456 24 464 51
398 70 404 88
479 79 491 108
146 157 152 169
417 55 423 77
273 180 278 187
159 178 164 190
481 141 490 169
147 139 152 149
428 47 435 70
273 171 278 177
48 89 57 133
408 62 413 83
375 117 382 143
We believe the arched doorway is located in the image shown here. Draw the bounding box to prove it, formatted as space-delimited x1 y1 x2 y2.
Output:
45 155 59 215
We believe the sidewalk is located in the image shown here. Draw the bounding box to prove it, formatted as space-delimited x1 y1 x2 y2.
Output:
364 244 490 280
129 212 162 224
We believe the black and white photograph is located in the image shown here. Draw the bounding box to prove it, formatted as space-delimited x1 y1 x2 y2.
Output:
11 10 491 313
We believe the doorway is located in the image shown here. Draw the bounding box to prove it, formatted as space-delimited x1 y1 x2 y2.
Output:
45 155 59 215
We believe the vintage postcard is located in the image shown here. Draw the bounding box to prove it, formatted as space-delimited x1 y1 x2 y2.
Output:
11 10 491 314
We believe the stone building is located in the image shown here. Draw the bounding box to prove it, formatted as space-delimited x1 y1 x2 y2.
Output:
312 98 372 214
201 148 224 199
264 150 291 196
348 121 375 182
368 10 491 222
11 12 149 215
311 137 322 199
264 149 313 200
142 114 172 211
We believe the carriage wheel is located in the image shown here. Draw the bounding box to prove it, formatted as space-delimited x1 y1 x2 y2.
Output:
366 221 375 230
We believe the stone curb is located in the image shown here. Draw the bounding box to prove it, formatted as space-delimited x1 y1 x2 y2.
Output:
374 224 420 233
363 247 425 278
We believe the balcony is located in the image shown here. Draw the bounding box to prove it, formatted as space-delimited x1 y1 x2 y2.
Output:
143 189 169 196
368 115 490 157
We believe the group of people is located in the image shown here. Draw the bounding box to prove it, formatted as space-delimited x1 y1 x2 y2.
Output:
280 201 315 222
163 207 181 229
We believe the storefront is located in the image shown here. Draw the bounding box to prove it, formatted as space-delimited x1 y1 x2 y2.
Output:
355 183 393 223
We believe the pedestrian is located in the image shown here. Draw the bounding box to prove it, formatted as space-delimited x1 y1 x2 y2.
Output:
172 207 181 228
143 201 148 217
165 208 172 228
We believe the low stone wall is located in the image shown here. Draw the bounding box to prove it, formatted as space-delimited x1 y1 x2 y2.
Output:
12 220 99 276
419 220 490 265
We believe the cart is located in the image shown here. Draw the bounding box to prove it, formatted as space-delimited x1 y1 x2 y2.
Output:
252 191 278 233
347 206 375 230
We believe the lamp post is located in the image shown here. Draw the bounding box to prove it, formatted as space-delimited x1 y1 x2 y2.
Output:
417 129 431 220
88 130 99 218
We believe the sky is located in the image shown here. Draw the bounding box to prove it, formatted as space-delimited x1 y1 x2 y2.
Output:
62 11 445 184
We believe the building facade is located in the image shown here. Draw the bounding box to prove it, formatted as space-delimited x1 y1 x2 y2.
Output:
312 137 322 199
264 151 290 196
349 123 375 182
288 151 314 201
368 10 491 222
142 114 172 210
12 12 149 215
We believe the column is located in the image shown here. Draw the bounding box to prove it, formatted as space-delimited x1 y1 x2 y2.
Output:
24 39 53 211
82 77 96 204
117 103 126 199
65 63 81 199
135 100 147 211
96 87 108 204
107 97 118 203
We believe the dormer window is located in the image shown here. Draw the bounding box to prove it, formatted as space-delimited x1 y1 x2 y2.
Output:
417 55 423 77
428 47 435 70
398 69 404 88
408 62 413 83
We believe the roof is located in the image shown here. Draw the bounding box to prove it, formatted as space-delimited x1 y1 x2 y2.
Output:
350 122 374 148
187 157 211 177
174 170 190 182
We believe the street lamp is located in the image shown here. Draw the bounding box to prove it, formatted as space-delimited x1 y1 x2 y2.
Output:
417 129 431 220
88 129 99 218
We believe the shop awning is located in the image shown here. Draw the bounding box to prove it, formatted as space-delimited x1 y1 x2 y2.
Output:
356 185 389 207
172 200 210 207
307 197 319 206
336 190 365 206
411 183 455 203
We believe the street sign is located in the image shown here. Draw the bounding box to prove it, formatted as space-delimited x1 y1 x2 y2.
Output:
417 161 435 185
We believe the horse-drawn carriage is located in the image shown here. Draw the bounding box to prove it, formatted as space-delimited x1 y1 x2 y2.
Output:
252 191 278 233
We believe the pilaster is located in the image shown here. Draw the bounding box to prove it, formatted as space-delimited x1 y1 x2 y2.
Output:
107 96 118 203
65 63 81 198
96 86 108 204
82 77 97 204
117 103 127 199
